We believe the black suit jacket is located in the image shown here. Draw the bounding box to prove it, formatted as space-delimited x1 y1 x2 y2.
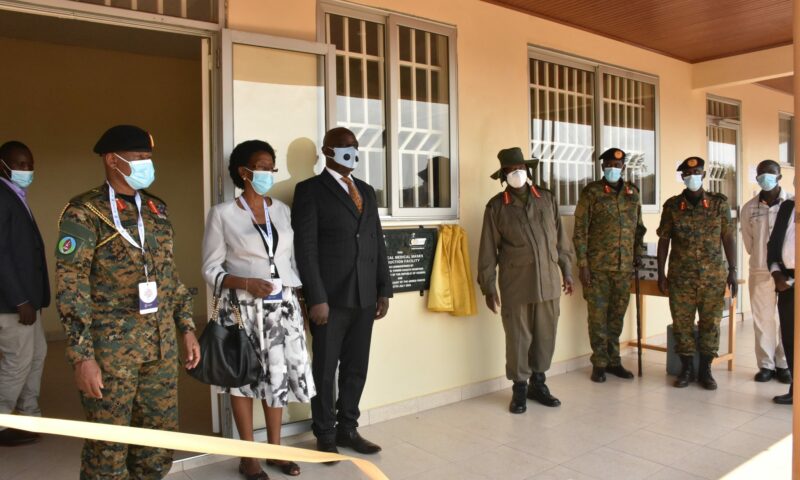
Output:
768 199 795 277
292 169 392 309
0 180 50 313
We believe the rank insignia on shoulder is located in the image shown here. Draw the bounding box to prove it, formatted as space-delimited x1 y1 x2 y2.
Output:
502 191 512 205
58 236 77 255
147 199 167 219
679 201 687 211
530 185 541 198
604 184 611 194
702 198 709 209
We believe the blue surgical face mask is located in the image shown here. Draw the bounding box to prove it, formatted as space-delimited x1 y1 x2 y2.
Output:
115 153 155 190
683 174 703 192
326 146 359 169
1 160 34 189
603 167 622 183
246 169 274 196
756 173 779 192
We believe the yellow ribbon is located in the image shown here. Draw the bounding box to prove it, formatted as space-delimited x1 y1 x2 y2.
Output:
0 414 388 479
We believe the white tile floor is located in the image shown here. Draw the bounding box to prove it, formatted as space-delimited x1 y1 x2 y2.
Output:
2 318 793 479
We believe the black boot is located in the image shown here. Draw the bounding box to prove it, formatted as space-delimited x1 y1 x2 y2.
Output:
674 355 694 388
509 381 527 414
606 364 635 379
590 366 606 383
773 385 793 405
527 372 561 407
697 354 717 390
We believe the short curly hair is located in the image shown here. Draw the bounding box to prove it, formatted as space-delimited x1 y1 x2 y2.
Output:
228 140 276 189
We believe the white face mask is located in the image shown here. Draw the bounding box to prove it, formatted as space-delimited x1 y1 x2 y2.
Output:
326 146 359 169
506 169 528 189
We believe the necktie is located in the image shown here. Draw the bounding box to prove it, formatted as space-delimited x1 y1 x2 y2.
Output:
341 176 363 214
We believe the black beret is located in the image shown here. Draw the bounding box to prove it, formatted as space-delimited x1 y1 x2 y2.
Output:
599 148 626 163
677 156 705 172
93 125 154 155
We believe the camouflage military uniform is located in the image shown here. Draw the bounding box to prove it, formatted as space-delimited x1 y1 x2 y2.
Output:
573 180 646 368
656 191 730 357
56 185 194 479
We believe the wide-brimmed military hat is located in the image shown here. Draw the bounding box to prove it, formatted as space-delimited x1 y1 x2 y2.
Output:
490 147 539 180
93 125 154 155
677 156 705 172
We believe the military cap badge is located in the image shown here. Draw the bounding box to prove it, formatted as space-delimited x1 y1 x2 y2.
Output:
687 158 698 168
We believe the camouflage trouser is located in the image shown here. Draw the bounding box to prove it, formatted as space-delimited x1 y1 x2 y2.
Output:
583 270 631 368
80 354 178 479
668 275 726 357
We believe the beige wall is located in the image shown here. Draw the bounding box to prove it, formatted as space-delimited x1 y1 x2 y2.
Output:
0 36 206 336
227 0 794 410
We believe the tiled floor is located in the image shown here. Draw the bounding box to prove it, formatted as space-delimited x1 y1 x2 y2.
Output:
2 318 793 479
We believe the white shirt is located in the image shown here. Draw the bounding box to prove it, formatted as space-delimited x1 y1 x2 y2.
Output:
326 167 356 194
770 205 795 274
202 198 302 289
741 188 791 273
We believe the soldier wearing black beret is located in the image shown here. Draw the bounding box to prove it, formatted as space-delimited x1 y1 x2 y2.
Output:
56 125 200 478
656 156 737 391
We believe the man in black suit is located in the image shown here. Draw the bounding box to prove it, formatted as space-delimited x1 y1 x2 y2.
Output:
768 198 796 405
0 141 50 446
292 127 392 459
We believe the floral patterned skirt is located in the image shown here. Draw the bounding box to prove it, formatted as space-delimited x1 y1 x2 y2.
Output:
216 287 315 407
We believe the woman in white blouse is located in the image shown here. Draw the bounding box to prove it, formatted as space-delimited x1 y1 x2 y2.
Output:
202 140 314 479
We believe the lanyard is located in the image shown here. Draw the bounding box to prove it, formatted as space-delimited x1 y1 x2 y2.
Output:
238 196 274 260
108 184 149 279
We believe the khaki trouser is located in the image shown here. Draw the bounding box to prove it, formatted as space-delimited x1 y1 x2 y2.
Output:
749 272 788 370
0 312 47 427
500 299 559 382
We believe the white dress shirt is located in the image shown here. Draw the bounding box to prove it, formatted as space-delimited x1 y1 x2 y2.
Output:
326 167 357 195
202 198 302 289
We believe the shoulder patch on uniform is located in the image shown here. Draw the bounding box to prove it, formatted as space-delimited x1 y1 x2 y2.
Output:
57 236 77 255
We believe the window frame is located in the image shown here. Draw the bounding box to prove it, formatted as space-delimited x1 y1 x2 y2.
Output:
318 0 460 221
779 111 795 167
527 46 661 215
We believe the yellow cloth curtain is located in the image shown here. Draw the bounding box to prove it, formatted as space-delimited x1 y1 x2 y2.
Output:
427 225 477 316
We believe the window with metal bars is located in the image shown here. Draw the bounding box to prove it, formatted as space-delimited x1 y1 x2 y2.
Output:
69 0 217 23
529 50 658 213
323 3 458 219
780 112 794 167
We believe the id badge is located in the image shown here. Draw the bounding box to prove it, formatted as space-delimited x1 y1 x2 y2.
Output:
264 278 284 303
138 281 159 314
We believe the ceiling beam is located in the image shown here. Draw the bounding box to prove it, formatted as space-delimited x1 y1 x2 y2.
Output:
692 45 793 90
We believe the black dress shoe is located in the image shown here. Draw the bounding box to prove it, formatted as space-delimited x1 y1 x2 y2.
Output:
316 438 340 465
754 368 775 382
606 364 634 379
773 392 793 405
590 367 606 383
0 428 39 447
776 368 792 384
335 429 382 454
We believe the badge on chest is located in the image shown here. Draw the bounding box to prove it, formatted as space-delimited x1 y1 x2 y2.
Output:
264 278 284 304
138 281 159 314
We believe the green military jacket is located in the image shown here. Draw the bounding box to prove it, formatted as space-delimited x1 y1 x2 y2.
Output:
573 180 646 272
477 185 574 306
56 185 195 366
656 190 731 280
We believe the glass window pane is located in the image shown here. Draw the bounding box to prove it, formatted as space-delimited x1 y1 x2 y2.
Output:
780 115 794 166
399 26 411 62
601 73 657 206
327 15 388 208
398 27 451 209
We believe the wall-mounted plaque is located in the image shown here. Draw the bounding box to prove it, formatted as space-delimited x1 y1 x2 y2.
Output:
384 228 438 293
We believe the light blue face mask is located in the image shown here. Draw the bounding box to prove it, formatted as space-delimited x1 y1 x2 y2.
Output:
683 174 703 192
603 167 622 183
756 173 779 192
115 154 155 190
1 160 34 189
326 146 359 169
246 169 274 196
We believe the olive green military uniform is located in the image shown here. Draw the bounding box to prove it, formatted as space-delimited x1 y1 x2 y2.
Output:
656 191 730 357
573 180 646 368
56 185 194 479
478 186 574 381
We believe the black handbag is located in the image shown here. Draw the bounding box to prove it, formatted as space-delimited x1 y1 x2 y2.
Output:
187 273 262 388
